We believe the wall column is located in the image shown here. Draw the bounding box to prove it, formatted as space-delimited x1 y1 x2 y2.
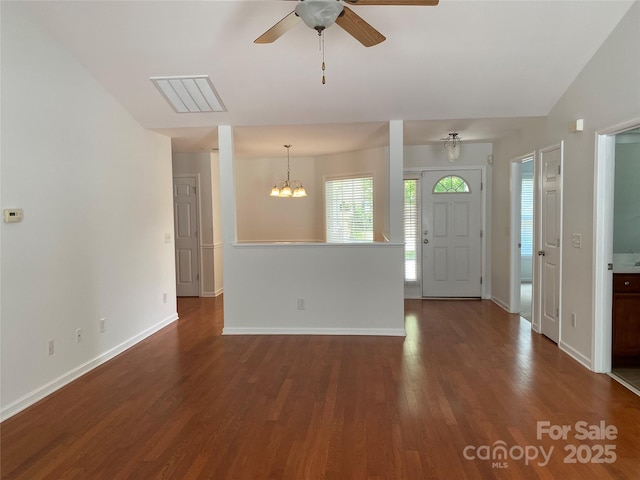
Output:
389 120 404 243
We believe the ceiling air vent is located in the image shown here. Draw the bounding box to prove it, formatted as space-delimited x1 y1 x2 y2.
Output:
150 75 226 113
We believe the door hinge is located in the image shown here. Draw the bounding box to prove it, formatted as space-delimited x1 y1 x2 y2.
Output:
556 306 559 317
518 242 522 248
558 165 561 175
480 229 483 238
557 238 560 247
192 186 197 193
196 273 199 280
480 276 483 285
481 182 484 191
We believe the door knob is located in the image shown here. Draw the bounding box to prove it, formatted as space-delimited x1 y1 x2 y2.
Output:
423 239 429 244
537 250 546 256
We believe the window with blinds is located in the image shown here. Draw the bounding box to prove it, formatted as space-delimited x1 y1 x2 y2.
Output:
404 179 419 282
521 177 534 256
325 176 373 243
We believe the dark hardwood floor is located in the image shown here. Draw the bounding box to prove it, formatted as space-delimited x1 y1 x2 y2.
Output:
2 297 639 479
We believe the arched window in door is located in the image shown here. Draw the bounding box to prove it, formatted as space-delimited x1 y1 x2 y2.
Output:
433 175 470 193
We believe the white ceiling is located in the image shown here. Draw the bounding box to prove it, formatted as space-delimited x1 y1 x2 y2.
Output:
23 0 634 156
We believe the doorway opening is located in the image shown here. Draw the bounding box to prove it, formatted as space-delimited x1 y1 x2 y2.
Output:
520 159 534 320
510 154 535 321
594 120 640 378
173 174 201 297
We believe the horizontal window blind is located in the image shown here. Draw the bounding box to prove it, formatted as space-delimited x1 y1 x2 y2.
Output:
325 176 373 243
404 179 419 282
521 177 534 256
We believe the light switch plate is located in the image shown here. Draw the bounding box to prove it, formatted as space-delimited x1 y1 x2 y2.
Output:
3 208 23 223
572 233 582 248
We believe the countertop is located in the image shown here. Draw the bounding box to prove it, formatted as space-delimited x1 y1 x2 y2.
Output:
613 253 640 274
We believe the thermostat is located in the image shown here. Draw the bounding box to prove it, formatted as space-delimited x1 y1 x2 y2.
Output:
3 209 24 223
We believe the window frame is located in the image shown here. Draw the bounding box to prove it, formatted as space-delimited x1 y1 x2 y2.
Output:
432 175 471 194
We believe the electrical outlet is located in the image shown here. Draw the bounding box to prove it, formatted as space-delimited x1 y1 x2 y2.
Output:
297 298 305 310
163 292 168 304
48 339 55 356
76 328 82 343
571 312 577 327
99 318 106 333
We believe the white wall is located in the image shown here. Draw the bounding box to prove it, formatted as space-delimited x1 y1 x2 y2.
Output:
491 124 545 308
235 155 318 242
0 3 177 418
404 143 493 170
172 152 222 295
223 244 405 335
211 153 224 295
491 2 640 368
219 126 405 336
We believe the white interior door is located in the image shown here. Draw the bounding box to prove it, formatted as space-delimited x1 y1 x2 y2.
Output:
173 176 200 297
539 145 562 343
421 169 482 298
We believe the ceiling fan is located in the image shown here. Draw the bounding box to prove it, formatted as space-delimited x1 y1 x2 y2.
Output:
254 0 440 48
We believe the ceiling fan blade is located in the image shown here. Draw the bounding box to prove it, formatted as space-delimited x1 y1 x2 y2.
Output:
335 7 386 47
344 0 439 5
254 11 300 44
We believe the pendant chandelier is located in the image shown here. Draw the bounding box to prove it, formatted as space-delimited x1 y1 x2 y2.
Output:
269 145 307 198
443 132 462 162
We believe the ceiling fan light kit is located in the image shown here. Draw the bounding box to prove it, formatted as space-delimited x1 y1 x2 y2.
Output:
295 0 344 32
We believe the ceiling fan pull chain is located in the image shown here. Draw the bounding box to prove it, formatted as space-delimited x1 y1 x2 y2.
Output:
321 32 326 85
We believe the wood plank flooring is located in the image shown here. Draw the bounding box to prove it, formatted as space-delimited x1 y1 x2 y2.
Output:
2 297 639 479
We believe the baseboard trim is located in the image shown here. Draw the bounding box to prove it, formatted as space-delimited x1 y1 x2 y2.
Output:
559 341 592 370
0 313 179 421
222 327 406 337
201 289 223 298
491 296 510 312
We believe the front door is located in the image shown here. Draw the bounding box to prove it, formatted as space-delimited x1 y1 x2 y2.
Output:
539 144 563 343
173 176 200 297
421 169 482 298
